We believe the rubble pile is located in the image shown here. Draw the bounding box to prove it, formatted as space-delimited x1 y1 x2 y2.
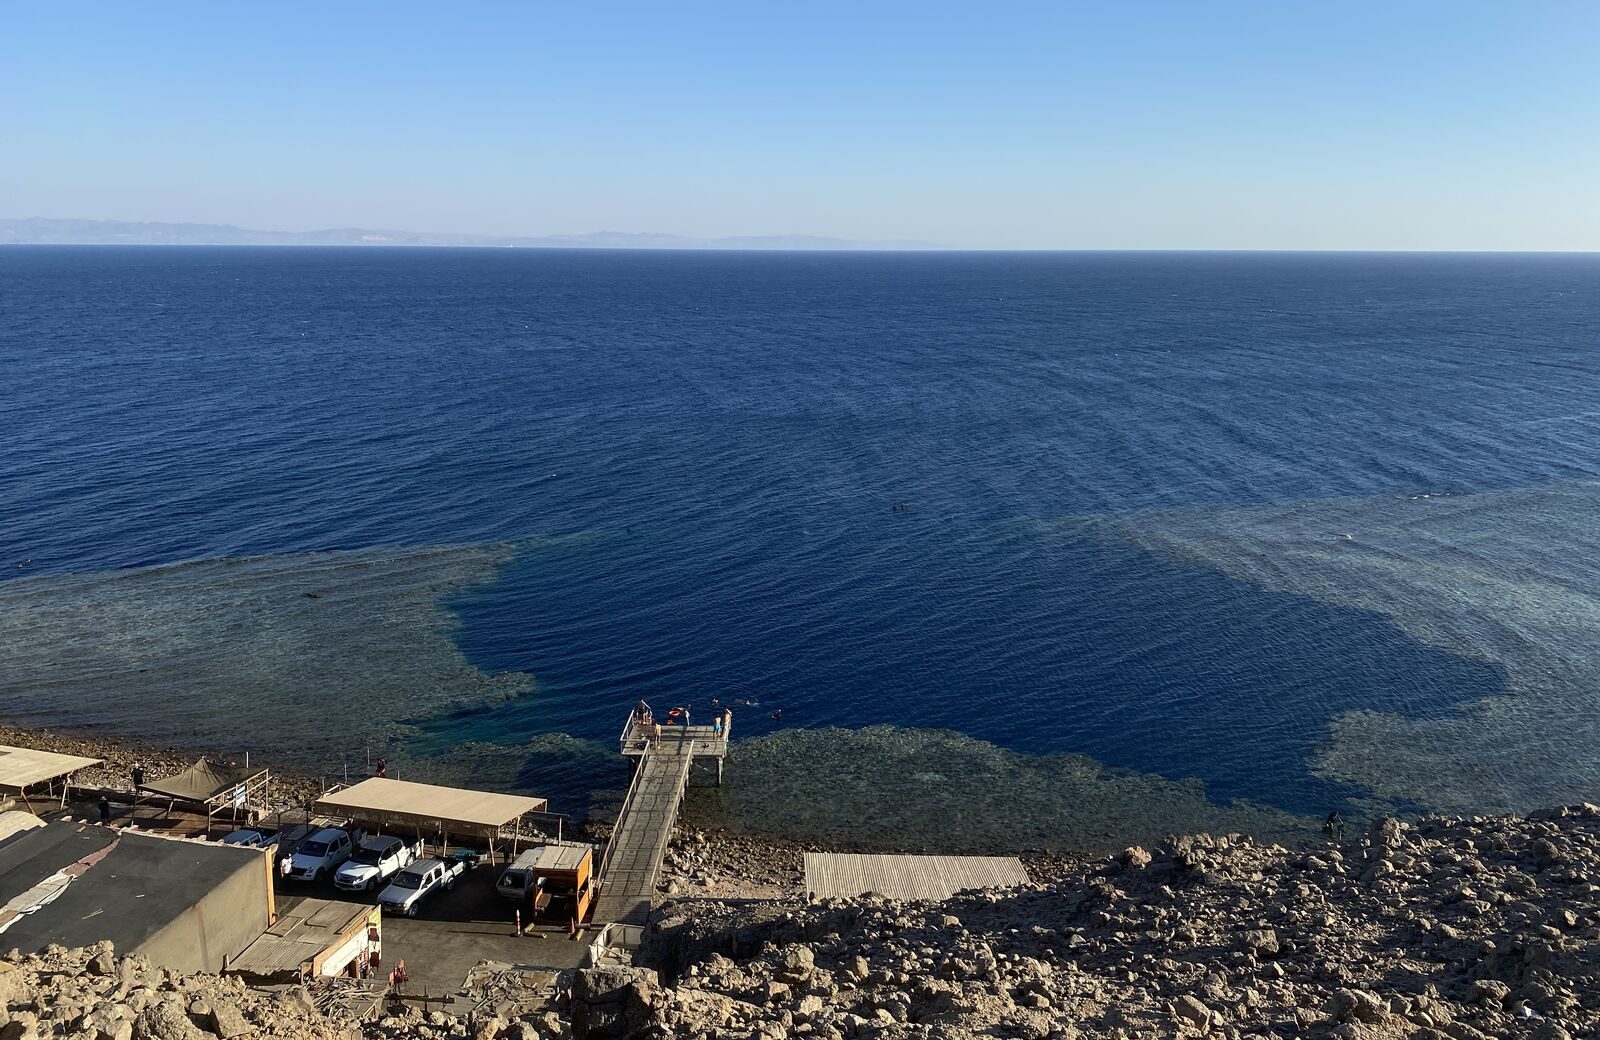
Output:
0 943 562 1040
0 943 364 1040
657 830 807 898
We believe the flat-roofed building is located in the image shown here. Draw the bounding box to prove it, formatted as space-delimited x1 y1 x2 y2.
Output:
0 820 273 972
228 898 380 984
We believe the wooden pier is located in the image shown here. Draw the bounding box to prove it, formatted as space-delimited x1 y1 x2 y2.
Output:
592 714 730 927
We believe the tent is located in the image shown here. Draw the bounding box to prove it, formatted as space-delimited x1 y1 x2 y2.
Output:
138 759 271 830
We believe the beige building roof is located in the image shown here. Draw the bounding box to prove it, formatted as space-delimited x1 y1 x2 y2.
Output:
0 745 103 794
229 898 371 977
314 778 547 835
0 812 44 844
509 844 590 873
804 853 1030 902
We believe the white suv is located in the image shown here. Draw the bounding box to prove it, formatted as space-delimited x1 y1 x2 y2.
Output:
335 836 418 893
287 827 353 881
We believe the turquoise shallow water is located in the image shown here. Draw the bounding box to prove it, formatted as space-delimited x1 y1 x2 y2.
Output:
2 247 1598 847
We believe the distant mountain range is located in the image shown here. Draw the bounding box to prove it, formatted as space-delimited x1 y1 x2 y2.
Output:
0 218 937 251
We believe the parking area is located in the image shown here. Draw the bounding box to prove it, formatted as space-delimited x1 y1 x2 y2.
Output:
55 787 595 998
275 850 592 998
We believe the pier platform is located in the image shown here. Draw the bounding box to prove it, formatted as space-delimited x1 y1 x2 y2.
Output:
593 715 730 928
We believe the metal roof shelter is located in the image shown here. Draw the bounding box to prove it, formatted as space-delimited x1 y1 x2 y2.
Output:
0 745 103 811
228 898 378 983
314 778 548 863
804 853 1030 902
510 845 590 873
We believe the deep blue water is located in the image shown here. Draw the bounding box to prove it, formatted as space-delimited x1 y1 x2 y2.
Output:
3 247 1598 831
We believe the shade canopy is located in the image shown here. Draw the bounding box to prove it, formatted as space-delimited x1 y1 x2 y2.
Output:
314 777 547 838
0 745 103 795
138 758 266 804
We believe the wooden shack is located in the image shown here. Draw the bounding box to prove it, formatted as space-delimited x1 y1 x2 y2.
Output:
501 844 594 925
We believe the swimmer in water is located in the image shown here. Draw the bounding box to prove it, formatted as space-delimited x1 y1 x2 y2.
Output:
769 709 783 721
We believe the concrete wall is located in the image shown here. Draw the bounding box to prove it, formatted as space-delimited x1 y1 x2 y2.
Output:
136 847 272 973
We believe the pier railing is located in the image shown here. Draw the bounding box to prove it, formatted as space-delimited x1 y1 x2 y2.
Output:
597 741 652 890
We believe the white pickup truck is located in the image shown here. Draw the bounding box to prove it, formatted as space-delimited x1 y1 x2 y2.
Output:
377 857 463 917
286 827 353 882
334 835 421 893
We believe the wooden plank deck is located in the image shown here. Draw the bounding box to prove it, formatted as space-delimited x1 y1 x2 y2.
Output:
804 853 1030 902
592 740 695 926
593 711 733 929
620 720 728 758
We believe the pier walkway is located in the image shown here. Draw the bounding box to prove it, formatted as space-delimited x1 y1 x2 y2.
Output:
592 715 730 928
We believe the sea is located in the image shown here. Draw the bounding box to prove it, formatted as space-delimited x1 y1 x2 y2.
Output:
2 246 1598 852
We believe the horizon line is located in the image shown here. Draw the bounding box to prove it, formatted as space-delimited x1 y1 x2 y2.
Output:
4 218 1597 255
3 243 1598 255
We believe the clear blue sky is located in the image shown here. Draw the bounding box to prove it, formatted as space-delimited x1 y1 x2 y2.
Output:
3 2 1596 249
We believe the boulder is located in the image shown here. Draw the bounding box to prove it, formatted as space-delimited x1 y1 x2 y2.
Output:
86 945 117 978
1327 989 1387 1025
1172 995 1212 1028
570 967 659 1040
1369 818 1403 846
0 1013 39 1040
776 946 815 982
1471 979 1510 1008
0 964 33 1007
132 1003 206 1040
1238 929 1280 957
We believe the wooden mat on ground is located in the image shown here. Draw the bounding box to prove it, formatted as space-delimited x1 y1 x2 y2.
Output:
804 853 1029 902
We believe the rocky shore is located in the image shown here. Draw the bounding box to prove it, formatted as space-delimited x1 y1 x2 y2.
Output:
596 805 1600 1039
651 828 1093 905
0 724 325 813
13 806 1600 1040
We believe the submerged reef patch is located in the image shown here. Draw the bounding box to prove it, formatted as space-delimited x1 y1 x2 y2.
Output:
1077 480 1600 814
685 724 1313 853
0 543 533 768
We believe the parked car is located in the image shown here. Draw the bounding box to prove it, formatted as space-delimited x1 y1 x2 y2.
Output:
377 857 464 917
335 836 420 893
271 822 317 871
219 828 269 848
287 827 353 881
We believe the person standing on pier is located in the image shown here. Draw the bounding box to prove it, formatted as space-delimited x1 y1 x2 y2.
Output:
130 762 144 790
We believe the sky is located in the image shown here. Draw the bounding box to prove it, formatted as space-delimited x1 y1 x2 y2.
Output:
1 2 1597 250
